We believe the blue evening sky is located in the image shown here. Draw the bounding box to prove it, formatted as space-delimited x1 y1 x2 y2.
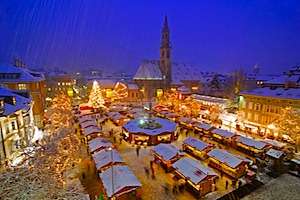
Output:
0 0 299 75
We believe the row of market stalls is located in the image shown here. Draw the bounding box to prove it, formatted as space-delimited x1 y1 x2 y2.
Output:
76 114 142 199
151 143 219 198
87 137 142 199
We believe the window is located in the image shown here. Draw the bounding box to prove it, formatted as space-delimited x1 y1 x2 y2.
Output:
248 102 253 109
162 50 164 57
167 50 170 58
36 83 40 90
247 112 252 120
5 123 9 133
254 114 259 121
17 83 27 90
11 121 17 130
48 87 51 91
254 103 261 111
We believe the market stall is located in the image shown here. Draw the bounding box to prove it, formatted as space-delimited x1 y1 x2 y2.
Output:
151 144 184 172
164 112 181 122
80 120 98 129
92 149 124 172
211 128 235 145
173 158 218 198
266 148 285 165
108 112 128 126
88 137 113 154
207 149 251 179
261 139 286 150
182 137 213 160
179 117 196 129
99 166 142 199
83 126 103 141
235 136 268 156
193 122 214 135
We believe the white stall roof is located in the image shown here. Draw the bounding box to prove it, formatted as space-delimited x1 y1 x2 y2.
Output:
92 149 124 170
193 122 213 131
88 138 113 153
173 158 218 185
80 120 98 129
152 144 184 161
99 166 142 198
236 136 267 150
183 137 211 151
211 128 235 139
266 149 285 159
83 126 103 136
79 116 94 123
207 149 250 169
179 117 195 124
123 117 177 136
261 139 286 148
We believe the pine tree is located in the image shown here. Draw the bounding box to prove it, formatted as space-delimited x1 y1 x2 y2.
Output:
113 82 128 101
88 80 105 110
209 74 221 97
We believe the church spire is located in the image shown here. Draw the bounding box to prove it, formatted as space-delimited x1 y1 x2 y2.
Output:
163 15 169 32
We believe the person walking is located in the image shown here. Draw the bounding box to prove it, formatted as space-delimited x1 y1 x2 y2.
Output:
151 166 155 179
150 160 153 168
144 167 149 178
225 180 229 189
136 146 140 156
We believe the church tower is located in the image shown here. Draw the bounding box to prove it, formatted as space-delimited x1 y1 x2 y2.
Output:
160 15 172 88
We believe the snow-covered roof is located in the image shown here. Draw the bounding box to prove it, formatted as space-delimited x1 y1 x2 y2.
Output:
179 117 196 125
207 149 250 169
109 112 127 121
192 94 228 104
264 74 299 85
99 166 142 197
193 122 213 131
173 158 218 185
236 136 268 150
78 116 94 123
241 87 300 100
211 128 235 139
183 137 211 151
123 117 177 136
261 139 286 148
127 83 139 90
86 79 116 87
133 59 203 82
80 120 98 129
0 87 31 116
88 138 113 153
172 62 203 81
0 63 44 82
266 149 285 159
92 149 124 171
151 144 184 161
83 126 103 136
133 60 163 80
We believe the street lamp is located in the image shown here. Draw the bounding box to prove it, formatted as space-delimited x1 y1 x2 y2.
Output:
106 146 117 200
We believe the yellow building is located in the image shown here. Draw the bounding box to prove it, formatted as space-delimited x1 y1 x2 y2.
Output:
45 69 73 98
0 62 46 128
239 67 300 135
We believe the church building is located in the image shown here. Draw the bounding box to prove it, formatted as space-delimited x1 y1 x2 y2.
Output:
133 16 203 100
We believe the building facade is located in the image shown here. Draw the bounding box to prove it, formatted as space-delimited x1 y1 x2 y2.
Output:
0 87 33 167
239 66 300 135
0 61 46 128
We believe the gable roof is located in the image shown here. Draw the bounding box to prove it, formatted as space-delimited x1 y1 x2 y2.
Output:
0 86 31 116
133 60 163 80
0 63 44 82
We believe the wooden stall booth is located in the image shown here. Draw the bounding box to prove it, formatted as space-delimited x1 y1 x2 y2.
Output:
235 136 269 156
179 117 196 129
108 111 128 126
261 139 286 150
99 166 142 200
192 122 214 136
92 149 124 172
211 128 235 146
182 137 213 160
207 149 251 179
265 148 285 166
88 137 113 154
173 158 218 198
151 144 184 172
83 126 103 142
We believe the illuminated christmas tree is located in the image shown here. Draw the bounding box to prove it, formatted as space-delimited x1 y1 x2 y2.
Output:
113 82 128 101
46 93 73 132
274 107 300 152
88 80 105 110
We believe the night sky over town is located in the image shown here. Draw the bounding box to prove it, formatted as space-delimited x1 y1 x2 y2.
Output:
0 0 300 75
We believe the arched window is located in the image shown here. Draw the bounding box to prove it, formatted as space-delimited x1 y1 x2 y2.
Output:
167 50 170 58
162 50 164 57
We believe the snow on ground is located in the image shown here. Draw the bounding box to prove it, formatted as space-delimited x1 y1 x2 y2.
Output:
242 174 300 200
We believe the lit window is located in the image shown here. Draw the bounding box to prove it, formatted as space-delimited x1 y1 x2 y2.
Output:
58 83 60 85
17 84 27 90
62 83 65 86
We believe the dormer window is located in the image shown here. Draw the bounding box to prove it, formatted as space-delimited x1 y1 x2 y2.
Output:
17 83 27 90
12 97 16 105
0 100 3 107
